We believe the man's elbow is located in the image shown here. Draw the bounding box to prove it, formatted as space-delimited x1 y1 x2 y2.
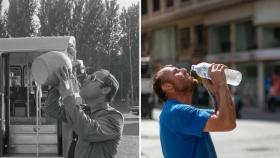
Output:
223 121 236 131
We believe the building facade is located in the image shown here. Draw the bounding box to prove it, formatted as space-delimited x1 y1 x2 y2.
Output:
142 0 280 110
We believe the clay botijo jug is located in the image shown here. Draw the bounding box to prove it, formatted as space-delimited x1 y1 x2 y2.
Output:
31 51 72 86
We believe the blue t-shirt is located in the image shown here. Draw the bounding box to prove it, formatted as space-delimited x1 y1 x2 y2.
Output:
159 99 217 158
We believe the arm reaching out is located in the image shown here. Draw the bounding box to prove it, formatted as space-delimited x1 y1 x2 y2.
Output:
202 64 236 132
62 96 124 142
55 66 124 142
44 87 67 122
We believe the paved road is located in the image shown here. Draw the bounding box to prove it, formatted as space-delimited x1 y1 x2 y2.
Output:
141 110 280 158
116 112 139 158
141 119 161 158
212 120 280 158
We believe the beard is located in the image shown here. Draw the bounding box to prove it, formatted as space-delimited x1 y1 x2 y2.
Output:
172 78 198 93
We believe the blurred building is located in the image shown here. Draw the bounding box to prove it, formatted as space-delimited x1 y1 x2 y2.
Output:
141 0 280 110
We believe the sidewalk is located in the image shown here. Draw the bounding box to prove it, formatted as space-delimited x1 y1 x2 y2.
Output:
241 107 280 121
117 112 139 158
142 108 280 158
123 112 139 121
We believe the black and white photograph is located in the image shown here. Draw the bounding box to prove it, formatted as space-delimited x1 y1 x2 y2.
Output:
141 0 280 158
0 0 139 158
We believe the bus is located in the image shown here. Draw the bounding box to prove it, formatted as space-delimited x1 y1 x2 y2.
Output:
0 36 77 157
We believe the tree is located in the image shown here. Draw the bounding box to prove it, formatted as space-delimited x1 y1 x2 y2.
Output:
38 0 72 36
99 0 122 69
119 3 139 104
77 0 105 68
0 0 8 37
69 0 85 49
7 0 37 37
0 13 7 38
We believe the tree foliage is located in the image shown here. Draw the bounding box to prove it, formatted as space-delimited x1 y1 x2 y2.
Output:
38 0 72 36
0 0 8 37
76 0 106 69
99 0 122 69
0 14 7 38
7 0 37 37
118 3 139 103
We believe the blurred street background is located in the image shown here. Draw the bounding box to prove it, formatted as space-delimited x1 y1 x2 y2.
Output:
141 108 280 158
141 0 280 157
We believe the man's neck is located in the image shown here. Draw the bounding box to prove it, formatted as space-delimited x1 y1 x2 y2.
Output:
85 97 108 111
168 91 192 104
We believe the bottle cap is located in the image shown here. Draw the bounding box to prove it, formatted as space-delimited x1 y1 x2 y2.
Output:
191 65 195 71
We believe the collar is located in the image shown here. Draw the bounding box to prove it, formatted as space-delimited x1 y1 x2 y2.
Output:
165 99 181 104
90 103 110 113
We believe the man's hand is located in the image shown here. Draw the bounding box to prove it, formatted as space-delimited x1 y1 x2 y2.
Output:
203 63 236 132
202 64 228 112
56 65 74 98
202 63 228 95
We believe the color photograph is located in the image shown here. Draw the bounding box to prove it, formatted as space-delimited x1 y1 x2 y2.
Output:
0 0 139 158
141 0 280 158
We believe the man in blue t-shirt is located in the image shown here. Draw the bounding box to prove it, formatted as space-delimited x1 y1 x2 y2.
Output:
153 64 236 158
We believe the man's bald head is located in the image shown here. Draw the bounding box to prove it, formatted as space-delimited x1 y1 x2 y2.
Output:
153 65 174 101
153 65 198 101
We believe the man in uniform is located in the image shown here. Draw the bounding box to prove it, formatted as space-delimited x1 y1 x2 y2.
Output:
45 67 124 158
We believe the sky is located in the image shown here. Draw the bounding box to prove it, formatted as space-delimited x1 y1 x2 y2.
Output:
1 0 8 14
118 0 139 9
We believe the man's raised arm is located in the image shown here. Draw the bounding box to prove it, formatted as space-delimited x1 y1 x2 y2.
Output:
202 64 236 132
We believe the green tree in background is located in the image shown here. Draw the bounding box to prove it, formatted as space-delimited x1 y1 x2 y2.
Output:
7 0 37 37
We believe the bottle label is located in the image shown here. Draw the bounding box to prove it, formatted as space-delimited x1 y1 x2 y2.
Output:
202 66 211 79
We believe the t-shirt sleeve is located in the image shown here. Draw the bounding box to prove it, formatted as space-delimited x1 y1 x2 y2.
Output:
170 104 212 137
205 109 214 114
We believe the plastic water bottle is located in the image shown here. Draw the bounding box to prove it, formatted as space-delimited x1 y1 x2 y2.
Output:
191 62 242 86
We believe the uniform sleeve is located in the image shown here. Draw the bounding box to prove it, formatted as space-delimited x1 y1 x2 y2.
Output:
168 104 211 137
44 88 68 122
62 96 124 142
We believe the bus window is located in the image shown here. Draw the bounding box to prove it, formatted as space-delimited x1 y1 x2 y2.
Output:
10 66 22 87
23 64 31 87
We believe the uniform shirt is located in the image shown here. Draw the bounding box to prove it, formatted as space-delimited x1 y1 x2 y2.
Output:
159 99 216 158
45 88 124 158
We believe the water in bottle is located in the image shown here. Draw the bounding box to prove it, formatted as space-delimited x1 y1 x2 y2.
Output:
191 62 242 86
